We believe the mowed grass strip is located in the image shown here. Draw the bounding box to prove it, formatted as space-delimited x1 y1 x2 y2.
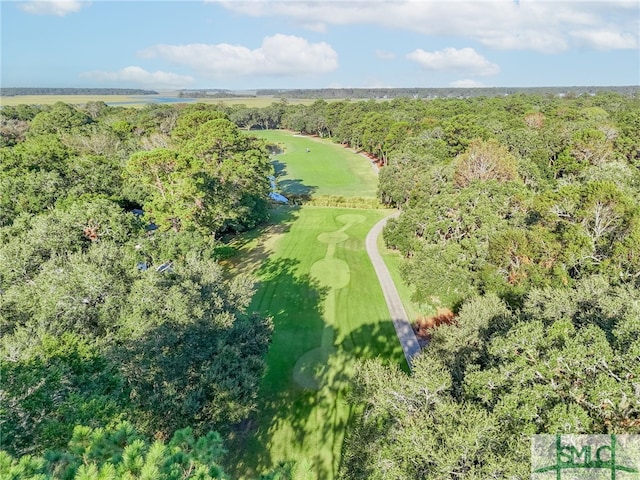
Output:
227 207 405 480
249 130 379 198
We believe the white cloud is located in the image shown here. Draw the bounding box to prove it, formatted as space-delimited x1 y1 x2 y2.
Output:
375 50 396 60
216 0 639 54
301 22 327 33
139 34 338 78
80 66 194 89
450 79 486 88
18 0 88 16
570 30 638 50
407 47 500 76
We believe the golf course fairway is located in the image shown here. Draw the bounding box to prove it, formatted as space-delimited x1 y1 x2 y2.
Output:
251 130 378 198
226 131 408 479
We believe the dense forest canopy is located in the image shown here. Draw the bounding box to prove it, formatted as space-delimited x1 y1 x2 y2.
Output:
0 101 278 477
1 90 639 478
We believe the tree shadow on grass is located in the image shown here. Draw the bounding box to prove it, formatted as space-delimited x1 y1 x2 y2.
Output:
226 256 410 479
272 159 288 177
342 320 410 373
272 159 317 197
225 256 349 479
278 179 317 197
219 206 299 276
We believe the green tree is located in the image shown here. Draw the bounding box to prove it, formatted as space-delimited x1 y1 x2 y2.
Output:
125 148 205 232
360 112 394 165
0 117 29 146
127 119 273 235
532 181 639 277
0 423 229 479
181 118 273 232
614 108 640 166
114 253 272 435
569 128 613 167
453 138 519 188
171 109 227 146
0 333 129 456
378 134 450 207
342 278 640 479
442 113 491 156
28 102 91 136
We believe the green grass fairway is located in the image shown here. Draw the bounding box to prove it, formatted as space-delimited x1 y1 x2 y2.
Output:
224 131 413 478
250 130 379 198
227 207 405 479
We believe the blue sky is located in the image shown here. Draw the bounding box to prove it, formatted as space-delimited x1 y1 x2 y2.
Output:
1 0 639 90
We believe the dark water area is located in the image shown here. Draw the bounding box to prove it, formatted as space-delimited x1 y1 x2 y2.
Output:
107 96 196 106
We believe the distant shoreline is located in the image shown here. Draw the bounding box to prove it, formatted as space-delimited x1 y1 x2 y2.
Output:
0 88 158 97
2 85 637 108
2 85 638 101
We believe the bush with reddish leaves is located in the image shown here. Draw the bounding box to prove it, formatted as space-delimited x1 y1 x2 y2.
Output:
413 307 456 340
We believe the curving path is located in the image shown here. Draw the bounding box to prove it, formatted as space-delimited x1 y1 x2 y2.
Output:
366 211 421 369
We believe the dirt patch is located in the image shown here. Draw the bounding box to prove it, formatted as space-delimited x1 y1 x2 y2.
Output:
413 307 456 346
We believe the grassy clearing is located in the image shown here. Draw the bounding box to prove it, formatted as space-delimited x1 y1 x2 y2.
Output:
249 130 379 198
226 206 405 479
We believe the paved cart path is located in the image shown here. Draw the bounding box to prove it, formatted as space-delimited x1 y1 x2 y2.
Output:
365 212 421 368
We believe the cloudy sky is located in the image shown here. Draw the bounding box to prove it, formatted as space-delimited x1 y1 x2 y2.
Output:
1 0 639 90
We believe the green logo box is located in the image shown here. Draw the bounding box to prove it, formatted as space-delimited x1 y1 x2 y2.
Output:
532 435 640 479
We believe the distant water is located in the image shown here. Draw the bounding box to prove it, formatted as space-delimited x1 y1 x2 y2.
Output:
107 96 196 106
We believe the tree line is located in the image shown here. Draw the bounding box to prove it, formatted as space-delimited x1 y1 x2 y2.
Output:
178 90 257 99
253 86 640 99
1 88 158 96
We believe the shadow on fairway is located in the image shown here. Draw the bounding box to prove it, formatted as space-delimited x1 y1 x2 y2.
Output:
226 256 335 478
220 206 299 276
279 179 317 196
272 159 288 176
226 258 409 479
273 159 317 197
229 325 410 479
341 320 410 373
